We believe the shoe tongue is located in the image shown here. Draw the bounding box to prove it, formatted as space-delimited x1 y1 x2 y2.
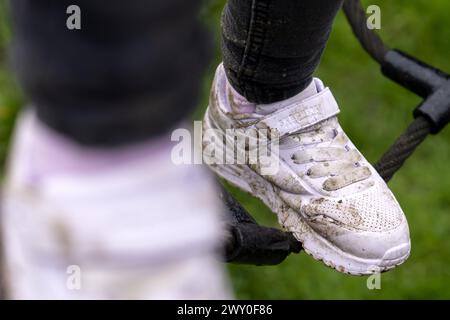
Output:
255 80 318 115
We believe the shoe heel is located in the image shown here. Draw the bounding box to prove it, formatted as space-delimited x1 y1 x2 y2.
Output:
202 107 254 193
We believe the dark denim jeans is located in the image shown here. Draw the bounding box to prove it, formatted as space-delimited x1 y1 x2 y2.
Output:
9 0 342 146
222 0 343 104
9 0 210 146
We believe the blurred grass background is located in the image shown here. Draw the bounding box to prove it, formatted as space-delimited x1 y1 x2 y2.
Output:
1 0 449 299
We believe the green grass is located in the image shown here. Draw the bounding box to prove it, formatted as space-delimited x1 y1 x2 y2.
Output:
1 0 449 299
0 0 21 172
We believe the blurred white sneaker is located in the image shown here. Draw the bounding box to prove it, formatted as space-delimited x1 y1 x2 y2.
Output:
1 109 231 299
203 64 411 275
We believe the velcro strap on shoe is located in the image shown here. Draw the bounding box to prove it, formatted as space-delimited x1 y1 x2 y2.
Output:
256 88 340 138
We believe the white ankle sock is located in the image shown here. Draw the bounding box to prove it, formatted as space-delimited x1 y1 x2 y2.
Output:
225 77 320 116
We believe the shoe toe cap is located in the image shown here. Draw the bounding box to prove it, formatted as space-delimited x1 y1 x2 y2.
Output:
308 212 410 262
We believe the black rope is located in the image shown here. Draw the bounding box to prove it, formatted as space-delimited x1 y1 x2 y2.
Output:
343 0 389 64
221 186 302 265
374 116 431 182
343 0 434 182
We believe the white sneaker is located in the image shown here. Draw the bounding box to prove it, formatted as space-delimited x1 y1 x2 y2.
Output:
203 64 411 275
2 110 231 299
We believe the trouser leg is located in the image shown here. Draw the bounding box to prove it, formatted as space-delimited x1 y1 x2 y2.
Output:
9 0 211 146
222 0 343 104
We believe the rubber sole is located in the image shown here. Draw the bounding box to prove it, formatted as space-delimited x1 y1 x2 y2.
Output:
203 107 410 275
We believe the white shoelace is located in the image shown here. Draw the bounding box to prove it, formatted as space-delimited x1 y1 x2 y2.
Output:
289 118 371 191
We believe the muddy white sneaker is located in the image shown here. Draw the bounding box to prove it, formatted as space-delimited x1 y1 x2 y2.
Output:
203 64 411 275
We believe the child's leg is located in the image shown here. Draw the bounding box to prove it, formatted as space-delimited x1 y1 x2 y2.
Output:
9 0 211 146
222 0 343 104
203 0 410 275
